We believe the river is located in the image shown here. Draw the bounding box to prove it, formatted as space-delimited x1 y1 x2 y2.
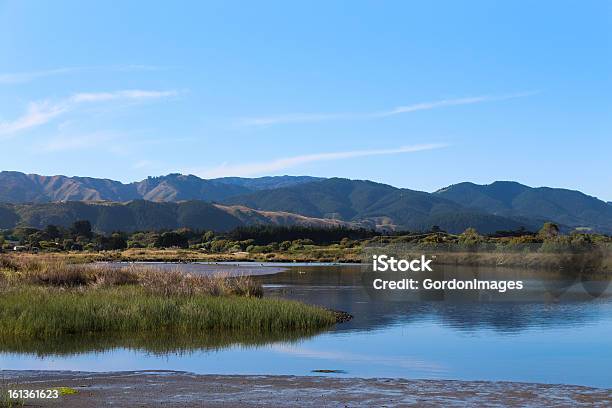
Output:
1 262 611 388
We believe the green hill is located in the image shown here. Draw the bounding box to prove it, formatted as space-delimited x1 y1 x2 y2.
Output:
222 178 531 233
0 200 242 233
435 181 612 233
0 200 364 234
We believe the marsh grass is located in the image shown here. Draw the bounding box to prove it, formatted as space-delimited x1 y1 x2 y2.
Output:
0 255 335 348
0 255 262 297
10 247 362 264
0 286 334 338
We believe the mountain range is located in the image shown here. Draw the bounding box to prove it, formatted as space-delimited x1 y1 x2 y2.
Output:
0 171 611 234
0 171 322 203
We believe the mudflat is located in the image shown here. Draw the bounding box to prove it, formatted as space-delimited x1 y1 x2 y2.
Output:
2 370 611 407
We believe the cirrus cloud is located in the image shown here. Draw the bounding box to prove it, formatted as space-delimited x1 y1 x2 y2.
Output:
0 89 179 138
239 91 538 126
195 143 448 178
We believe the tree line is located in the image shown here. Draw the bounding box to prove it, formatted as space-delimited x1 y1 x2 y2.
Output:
0 222 378 252
1 220 609 253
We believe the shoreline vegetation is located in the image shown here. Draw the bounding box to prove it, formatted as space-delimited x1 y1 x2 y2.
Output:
1 223 610 266
0 257 338 353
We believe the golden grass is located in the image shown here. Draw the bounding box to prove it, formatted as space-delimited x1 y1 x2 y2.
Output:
4 247 362 264
0 255 262 297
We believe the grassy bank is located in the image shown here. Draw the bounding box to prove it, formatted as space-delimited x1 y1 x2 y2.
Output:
0 256 337 347
0 286 335 339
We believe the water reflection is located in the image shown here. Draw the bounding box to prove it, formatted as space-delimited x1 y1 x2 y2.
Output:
0 329 326 357
259 265 612 334
1 263 611 387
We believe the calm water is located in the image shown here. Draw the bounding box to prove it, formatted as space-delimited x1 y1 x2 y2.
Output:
1 263 611 388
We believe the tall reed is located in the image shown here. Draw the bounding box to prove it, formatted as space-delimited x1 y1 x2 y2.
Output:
0 286 335 339
0 255 336 343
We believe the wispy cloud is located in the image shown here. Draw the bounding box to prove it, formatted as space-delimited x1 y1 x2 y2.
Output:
239 91 537 126
0 102 68 134
373 92 536 117
242 113 349 126
0 65 166 85
196 143 448 178
70 90 177 103
0 89 178 137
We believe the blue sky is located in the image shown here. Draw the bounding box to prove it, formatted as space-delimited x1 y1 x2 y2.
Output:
0 1 610 200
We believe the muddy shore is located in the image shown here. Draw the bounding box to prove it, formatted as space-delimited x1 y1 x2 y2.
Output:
2 370 611 407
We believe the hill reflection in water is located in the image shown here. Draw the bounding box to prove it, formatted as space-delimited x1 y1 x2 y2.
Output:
259 265 612 334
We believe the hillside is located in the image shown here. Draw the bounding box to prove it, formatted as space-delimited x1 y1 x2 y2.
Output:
213 204 361 229
0 171 139 203
0 172 321 203
0 200 362 234
213 176 324 191
1 172 611 234
435 181 612 233
222 178 531 233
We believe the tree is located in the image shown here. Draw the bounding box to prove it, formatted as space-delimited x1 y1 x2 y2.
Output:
203 231 215 242
340 237 353 247
154 232 188 248
461 227 479 237
44 225 61 240
71 220 93 239
128 231 159 248
538 222 560 239
62 239 75 251
458 227 482 248
210 239 229 253
96 233 128 250
13 227 39 241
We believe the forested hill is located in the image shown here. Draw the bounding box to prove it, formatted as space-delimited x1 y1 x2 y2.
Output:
1 172 611 234
221 178 533 234
434 181 612 234
0 201 362 234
